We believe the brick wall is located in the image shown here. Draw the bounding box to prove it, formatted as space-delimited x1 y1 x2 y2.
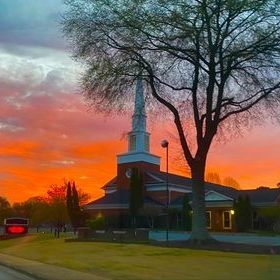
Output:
117 161 160 189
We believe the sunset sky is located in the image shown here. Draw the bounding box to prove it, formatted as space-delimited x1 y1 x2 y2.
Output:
0 0 279 203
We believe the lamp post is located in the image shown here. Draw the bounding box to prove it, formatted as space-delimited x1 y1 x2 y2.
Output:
161 139 169 243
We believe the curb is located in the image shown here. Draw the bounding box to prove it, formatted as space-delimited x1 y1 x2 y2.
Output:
0 253 109 280
0 260 44 280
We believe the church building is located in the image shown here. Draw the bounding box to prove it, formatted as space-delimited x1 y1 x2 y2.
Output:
84 80 280 232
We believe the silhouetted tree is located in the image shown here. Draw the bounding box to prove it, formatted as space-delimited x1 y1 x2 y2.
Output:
140 205 161 229
129 168 144 228
66 181 82 231
23 197 50 230
223 177 240 189
66 182 73 217
206 172 222 185
63 0 280 242
0 197 13 225
78 190 91 205
234 195 252 232
47 185 69 237
66 181 75 230
72 182 81 228
182 194 192 231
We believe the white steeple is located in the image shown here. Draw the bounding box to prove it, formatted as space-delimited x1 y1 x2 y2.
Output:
117 79 160 166
132 79 146 132
128 79 149 153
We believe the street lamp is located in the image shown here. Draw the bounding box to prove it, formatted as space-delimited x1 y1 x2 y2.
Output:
161 139 169 243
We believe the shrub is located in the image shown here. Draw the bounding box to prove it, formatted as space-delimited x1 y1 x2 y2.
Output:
86 216 105 230
234 195 252 232
257 207 280 232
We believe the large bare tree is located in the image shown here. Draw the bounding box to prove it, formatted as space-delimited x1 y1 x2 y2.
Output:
62 0 280 242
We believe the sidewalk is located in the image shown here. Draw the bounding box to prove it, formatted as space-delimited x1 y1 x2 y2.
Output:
150 231 280 246
0 253 109 280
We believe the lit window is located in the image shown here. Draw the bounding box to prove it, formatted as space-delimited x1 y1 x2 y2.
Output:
223 211 231 229
206 211 211 229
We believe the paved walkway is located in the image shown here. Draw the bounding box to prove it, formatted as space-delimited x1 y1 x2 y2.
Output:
0 254 109 280
0 264 37 280
149 231 280 246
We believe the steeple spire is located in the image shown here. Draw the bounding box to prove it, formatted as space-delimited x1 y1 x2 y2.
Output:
126 79 149 153
116 78 160 171
132 79 146 132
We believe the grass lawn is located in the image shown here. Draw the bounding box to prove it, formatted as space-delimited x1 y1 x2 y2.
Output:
0 233 279 280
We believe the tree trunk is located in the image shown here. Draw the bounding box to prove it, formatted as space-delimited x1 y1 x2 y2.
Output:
190 162 212 243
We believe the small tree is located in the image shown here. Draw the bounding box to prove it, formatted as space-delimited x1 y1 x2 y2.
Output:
87 215 105 230
47 184 69 237
0 197 13 225
140 205 161 229
234 195 252 232
66 181 82 232
129 168 144 228
66 182 73 221
182 194 192 231
206 172 222 185
24 196 50 230
223 177 240 189
72 182 81 228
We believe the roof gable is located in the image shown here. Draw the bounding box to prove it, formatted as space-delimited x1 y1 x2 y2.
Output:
101 176 117 190
85 189 164 210
205 190 233 201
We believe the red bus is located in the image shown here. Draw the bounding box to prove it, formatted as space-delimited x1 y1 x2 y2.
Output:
4 218 29 235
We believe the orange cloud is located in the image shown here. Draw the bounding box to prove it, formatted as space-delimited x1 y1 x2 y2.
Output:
0 141 40 158
0 50 280 204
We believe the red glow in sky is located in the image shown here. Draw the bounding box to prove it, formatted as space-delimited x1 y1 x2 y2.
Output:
0 1 279 204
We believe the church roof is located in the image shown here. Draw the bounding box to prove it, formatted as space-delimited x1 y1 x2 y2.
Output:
101 176 117 190
147 171 280 205
146 170 238 198
239 187 280 205
85 188 164 209
88 189 129 206
88 173 280 209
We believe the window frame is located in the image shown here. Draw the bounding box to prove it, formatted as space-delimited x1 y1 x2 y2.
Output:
223 210 232 229
206 211 212 229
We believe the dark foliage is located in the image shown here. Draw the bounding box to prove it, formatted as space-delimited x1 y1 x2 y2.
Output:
182 194 192 231
87 216 105 230
66 181 82 229
234 195 253 232
129 168 144 227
